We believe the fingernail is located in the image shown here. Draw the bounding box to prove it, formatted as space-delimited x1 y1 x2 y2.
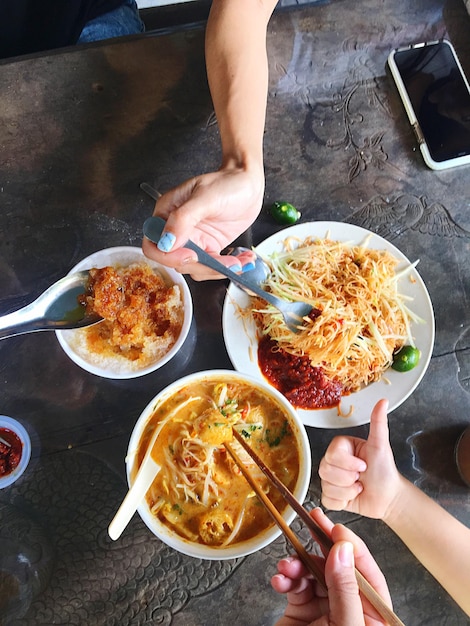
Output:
338 541 354 567
157 232 176 253
229 263 243 273
241 262 256 272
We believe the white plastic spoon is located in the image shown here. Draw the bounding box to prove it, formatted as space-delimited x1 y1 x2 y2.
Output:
108 395 201 540
108 427 162 541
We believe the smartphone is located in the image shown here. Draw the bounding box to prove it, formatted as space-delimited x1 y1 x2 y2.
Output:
388 39 470 170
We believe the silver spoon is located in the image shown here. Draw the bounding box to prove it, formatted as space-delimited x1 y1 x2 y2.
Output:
143 216 313 333
140 182 312 331
225 245 271 292
0 271 103 341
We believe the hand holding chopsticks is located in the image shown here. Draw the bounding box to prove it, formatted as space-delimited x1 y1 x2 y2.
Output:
225 429 405 626
272 511 394 626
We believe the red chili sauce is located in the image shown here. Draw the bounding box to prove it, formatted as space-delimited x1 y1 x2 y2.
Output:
0 428 22 477
258 336 342 409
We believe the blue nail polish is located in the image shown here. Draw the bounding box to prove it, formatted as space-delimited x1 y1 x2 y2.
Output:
241 262 256 273
157 232 176 253
229 263 243 273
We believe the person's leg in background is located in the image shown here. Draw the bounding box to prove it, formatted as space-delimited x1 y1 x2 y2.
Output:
78 0 145 43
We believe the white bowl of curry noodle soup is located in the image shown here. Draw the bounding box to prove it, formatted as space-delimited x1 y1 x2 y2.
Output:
56 247 192 379
126 370 312 559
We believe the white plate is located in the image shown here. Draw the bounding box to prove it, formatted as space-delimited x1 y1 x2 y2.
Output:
222 222 435 428
56 247 193 379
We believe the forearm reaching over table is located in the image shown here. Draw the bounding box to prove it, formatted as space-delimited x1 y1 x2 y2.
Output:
319 399 470 616
206 0 276 177
142 0 278 280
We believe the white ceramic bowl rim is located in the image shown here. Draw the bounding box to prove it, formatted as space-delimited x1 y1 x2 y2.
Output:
0 415 32 489
126 369 312 560
55 247 193 380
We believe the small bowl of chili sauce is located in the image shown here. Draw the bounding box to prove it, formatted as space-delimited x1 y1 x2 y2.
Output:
0 416 31 489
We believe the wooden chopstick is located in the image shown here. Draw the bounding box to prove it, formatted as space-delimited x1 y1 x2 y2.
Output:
232 429 334 551
223 441 327 590
229 429 406 626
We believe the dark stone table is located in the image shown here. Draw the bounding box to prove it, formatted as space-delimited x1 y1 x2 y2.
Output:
0 0 470 624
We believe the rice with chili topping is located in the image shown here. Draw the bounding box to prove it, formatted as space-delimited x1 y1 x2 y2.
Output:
68 262 184 372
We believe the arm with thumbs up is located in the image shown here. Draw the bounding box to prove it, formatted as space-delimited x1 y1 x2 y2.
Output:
319 399 470 617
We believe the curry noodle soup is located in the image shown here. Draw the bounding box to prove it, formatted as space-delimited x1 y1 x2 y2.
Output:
134 377 302 548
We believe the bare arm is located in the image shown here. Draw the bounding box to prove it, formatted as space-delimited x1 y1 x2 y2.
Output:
205 0 277 175
319 399 470 616
142 0 278 279
383 475 470 616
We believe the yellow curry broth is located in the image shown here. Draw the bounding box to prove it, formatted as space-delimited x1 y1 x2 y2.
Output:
136 379 301 547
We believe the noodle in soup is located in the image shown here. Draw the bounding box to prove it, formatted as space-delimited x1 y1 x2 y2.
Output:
135 378 301 547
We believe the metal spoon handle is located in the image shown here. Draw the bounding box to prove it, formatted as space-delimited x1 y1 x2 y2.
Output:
143 217 282 307
0 271 100 340
0 299 47 340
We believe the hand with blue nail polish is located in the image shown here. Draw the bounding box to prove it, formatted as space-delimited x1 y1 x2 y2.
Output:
141 166 265 280
142 0 278 281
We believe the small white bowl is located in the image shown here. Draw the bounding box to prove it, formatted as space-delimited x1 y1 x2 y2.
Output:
126 370 312 560
56 247 193 379
0 416 31 489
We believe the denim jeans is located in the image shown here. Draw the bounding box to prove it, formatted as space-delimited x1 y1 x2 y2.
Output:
78 0 145 43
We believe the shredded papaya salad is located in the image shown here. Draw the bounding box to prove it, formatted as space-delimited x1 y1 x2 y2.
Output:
250 235 424 393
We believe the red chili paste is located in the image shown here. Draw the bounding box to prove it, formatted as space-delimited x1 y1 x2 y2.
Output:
258 336 342 410
0 428 22 477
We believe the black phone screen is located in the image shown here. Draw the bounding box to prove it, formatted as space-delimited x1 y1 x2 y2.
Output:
393 41 470 162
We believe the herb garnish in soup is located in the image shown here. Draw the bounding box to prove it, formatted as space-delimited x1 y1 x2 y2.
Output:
137 379 300 547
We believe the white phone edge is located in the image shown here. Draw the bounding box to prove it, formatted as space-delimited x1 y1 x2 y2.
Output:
387 39 470 171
